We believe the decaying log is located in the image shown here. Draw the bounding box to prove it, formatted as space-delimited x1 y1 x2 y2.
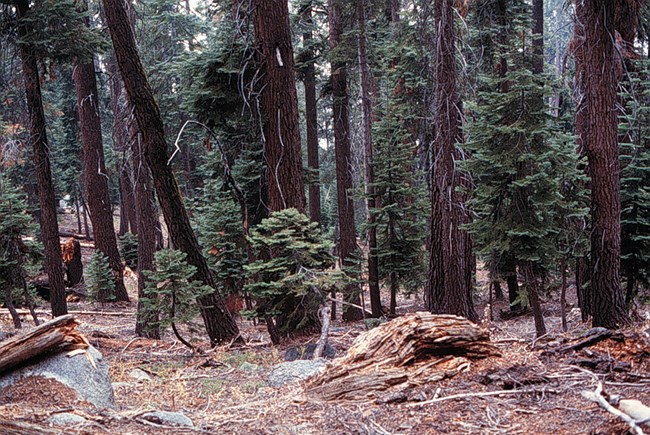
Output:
0 314 88 374
306 313 500 401
0 420 61 435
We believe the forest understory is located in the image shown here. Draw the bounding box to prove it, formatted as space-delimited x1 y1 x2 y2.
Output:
1 214 649 435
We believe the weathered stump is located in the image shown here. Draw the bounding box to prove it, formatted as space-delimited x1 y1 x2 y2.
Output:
61 237 83 287
305 313 500 402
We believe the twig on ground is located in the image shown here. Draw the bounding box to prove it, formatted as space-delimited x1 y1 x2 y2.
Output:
406 389 547 407
121 337 142 353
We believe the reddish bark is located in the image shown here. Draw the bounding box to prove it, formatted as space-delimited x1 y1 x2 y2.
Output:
574 0 628 328
329 0 363 321
73 8 129 301
252 0 306 213
102 0 239 344
16 0 67 317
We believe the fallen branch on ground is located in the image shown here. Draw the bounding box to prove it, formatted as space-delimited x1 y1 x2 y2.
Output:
578 367 645 435
406 388 548 407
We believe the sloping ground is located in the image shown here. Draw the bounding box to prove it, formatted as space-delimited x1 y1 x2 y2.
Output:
1 298 649 434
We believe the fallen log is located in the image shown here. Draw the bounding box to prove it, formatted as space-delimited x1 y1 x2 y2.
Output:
0 420 61 435
0 315 88 374
306 313 500 401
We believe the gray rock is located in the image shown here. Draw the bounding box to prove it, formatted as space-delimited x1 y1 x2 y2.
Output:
48 412 87 425
268 359 328 387
0 345 115 409
128 368 153 382
140 411 194 427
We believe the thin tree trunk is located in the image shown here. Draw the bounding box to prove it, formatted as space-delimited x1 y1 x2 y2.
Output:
302 2 322 224
16 0 67 317
575 0 628 329
73 5 128 302
532 0 544 75
102 0 239 345
560 257 568 332
329 0 363 321
520 261 546 337
357 0 381 318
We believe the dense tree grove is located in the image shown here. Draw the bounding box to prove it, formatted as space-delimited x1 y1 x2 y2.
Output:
1 0 648 342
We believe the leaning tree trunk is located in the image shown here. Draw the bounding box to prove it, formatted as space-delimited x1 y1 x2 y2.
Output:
302 2 322 224
102 0 239 344
329 0 364 321
73 7 129 302
252 0 306 213
425 0 475 321
575 0 628 329
16 0 67 317
357 0 381 318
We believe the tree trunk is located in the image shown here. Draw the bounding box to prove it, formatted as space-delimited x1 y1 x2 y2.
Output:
16 0 67 317
329 0 363 321
575 0 628 329
532 0 544 75
357 0 381 318
424 0 475 320
252 0 306 213
102 0 239 345
520 261 546 337
302 3 322 224
132 131 160 339
73 7 128 302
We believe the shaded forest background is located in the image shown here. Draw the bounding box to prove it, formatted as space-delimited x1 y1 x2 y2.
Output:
1 0 649 344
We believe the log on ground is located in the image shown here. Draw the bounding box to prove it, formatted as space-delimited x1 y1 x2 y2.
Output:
305 313 500 402
0 315 88 374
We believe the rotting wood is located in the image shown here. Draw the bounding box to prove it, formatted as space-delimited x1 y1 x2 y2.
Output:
551 327 624 354
305 313 499 401
0 314 89 374
0 420 61 435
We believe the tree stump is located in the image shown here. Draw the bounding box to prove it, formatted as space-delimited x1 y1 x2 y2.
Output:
305 313 500 402
61 237 83 287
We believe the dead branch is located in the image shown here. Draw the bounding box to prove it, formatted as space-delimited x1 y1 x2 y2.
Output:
0 309 135 317
406 388 548 407
577 366 645 435
313 306 331 359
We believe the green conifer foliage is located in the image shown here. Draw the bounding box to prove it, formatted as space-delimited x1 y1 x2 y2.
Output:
464 3 583 321
0 176 42 327
619 58 650 303
244 208 346 336
192 179 247 299
86 251 115 301
141 249 214 343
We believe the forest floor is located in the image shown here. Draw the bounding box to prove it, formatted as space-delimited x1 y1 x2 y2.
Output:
1 211 649 434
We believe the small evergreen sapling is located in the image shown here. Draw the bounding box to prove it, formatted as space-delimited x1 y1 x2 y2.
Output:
0 176 42 327
141 249 214 349
86 251 114 301
244 209 348 340
119 232 138 270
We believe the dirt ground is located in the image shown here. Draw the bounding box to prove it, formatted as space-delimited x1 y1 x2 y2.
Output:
1 213 649 434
